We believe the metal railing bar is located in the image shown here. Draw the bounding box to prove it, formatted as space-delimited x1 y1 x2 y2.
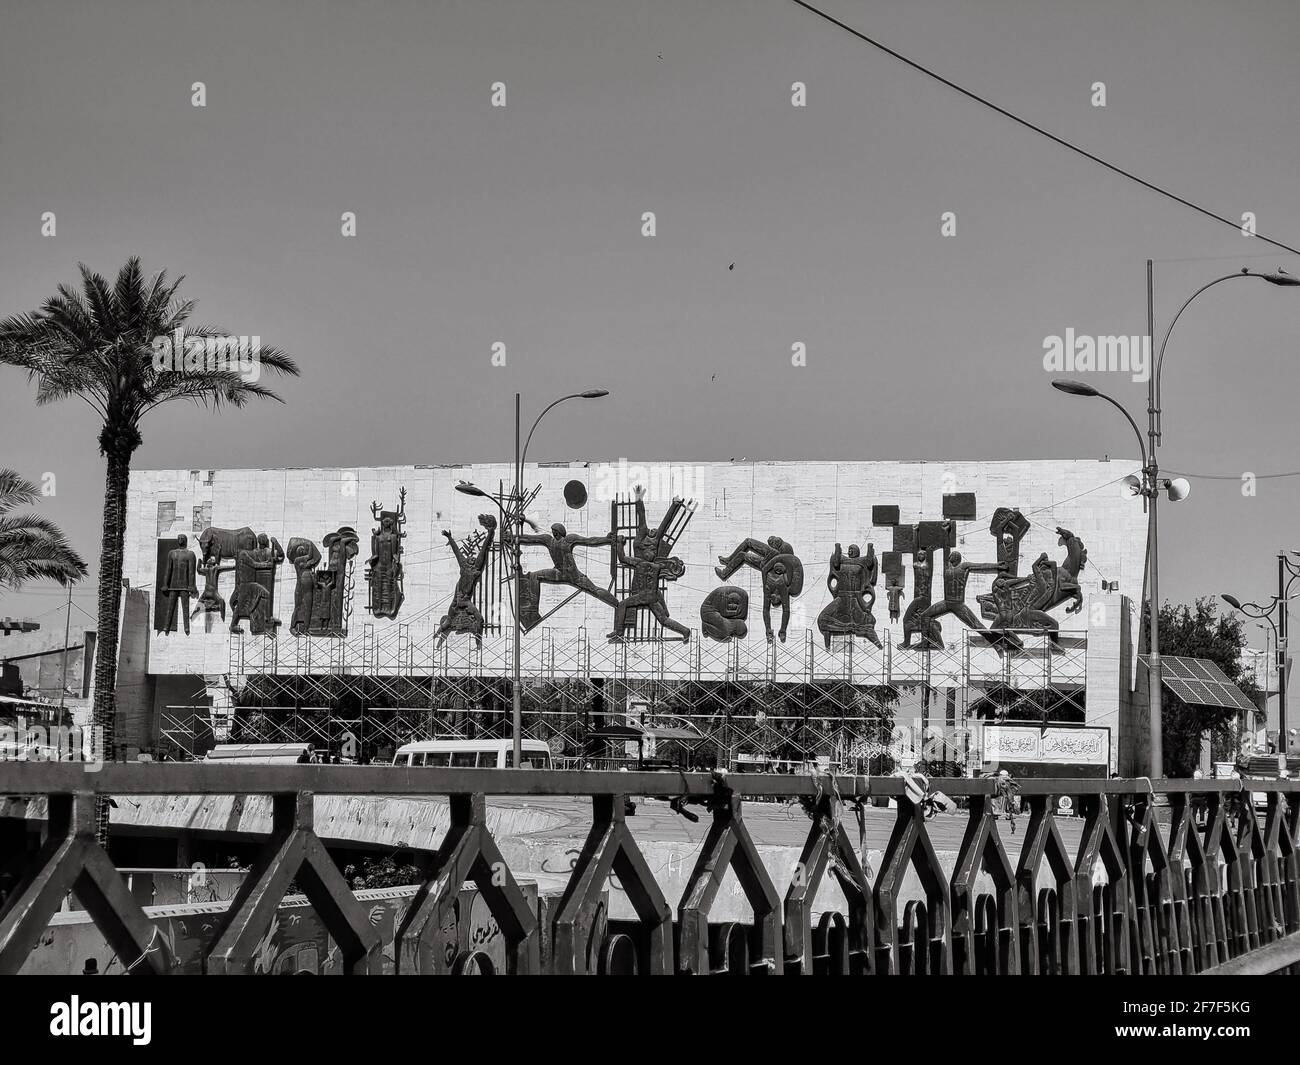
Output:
1200 929 1300 975
0 765 1295 800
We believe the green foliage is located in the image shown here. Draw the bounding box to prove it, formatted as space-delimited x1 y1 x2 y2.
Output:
0 469 87 591
1144 597 1261 777
0 259 298 827
347 856 424 889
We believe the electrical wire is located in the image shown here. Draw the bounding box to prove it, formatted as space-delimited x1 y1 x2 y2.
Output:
1164 468 1300 481
788 0 1300 257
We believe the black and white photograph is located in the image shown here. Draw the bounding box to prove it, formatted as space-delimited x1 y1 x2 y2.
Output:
0 0 1298 1028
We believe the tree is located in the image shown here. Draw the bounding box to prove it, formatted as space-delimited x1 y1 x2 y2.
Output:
0 258 298 841
1144 597 1261 777
0 469 87 591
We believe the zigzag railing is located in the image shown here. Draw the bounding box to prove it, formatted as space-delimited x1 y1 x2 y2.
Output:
0 766 1296 975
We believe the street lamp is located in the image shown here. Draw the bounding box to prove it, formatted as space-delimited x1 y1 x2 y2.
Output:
1152 267 1300 445
456 389 609 768
1051 264 1297 777
1224 550 1300 773
1051 379 1187 775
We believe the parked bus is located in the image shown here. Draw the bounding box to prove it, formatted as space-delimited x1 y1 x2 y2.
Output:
392 739 552 769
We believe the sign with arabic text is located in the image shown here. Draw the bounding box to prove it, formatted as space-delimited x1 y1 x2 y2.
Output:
982 725 1108 767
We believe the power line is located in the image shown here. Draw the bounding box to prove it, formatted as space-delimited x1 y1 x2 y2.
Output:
1165 468 1300 481
788 0 1300 257
1151 251 1300 266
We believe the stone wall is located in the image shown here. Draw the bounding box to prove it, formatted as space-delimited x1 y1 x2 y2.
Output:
119 458 1150 759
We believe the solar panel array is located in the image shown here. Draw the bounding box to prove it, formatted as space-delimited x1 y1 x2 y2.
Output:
1142 655 1257 712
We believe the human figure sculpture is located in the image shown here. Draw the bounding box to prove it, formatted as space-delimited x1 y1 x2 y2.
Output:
816 542 882 649
900 545 943 650
882 551 906 623
608 535 689 642
700 585 749 642
437 514 496 647
287 537 321 636
230 532 284 635
630 485 685 562
506 522 617 632
975 524 1087 644
159 534 199 635
920 521 1003 634
988 507 1031 578
982 555 1059 637
610 486 692 641
193 557 232 621
193 525 252 624
715 535 803 642
366 489 407 620
315 528 360 635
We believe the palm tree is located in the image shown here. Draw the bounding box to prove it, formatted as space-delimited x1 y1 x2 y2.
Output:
0 469 88 590
0 258 298 840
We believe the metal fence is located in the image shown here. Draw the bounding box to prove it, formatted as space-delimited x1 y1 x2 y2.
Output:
0 765 1296 975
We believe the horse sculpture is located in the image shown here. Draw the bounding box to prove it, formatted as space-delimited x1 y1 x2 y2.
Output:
976 525 1087 639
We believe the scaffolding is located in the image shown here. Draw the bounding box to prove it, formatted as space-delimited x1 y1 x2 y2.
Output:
197 622 1090 771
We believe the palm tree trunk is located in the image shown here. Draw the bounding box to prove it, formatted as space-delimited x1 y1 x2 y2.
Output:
92 449 132 846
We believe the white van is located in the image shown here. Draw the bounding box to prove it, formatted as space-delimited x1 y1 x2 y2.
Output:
392 738 552 769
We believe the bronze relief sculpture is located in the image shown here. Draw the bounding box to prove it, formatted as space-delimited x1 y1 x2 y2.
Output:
700 585 749 642
229 532 285 635
366 488 407 619
976 519 1087 638
816 542 882 649
900 540 944 650
193 525 254 624
158 534 199 634
609 487 691 642
437 513 496 647
919 522 1003 635
506 522 616 633
715 535 804 643
288 527 360 637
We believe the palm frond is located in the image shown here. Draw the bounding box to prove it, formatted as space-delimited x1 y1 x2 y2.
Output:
78 263 119 336
3 256 300 439
0 514 69 540
114 257 147 333
0 472 40 522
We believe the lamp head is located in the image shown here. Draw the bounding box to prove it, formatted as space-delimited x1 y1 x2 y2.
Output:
1165 477 1191 502
580 389 610 399
1121 474 1143 497
455 481 487 498
1222 594 1243 611
1051 379 1100 398
1257 267 1300 287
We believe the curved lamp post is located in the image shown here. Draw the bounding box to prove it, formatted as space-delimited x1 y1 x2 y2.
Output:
1051 264 1297 777
1051 379 1186 775
1225 550 1300 773
457 389 609 767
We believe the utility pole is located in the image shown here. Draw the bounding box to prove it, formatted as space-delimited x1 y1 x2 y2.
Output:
58 584 72 724
1278 551 1291 770
1146 259 1163 778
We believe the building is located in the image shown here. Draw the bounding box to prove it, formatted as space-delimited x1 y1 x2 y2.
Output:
115 458 1151 772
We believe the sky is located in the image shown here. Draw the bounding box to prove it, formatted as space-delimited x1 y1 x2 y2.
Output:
2 0 1299 648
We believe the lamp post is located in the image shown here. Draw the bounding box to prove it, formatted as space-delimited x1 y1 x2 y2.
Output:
1225 551 1300 773
1052 263 1297 777
1051 378 1187 775
456 389 608 768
